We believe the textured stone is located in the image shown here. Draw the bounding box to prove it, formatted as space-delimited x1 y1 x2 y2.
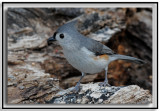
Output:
47 83 152 104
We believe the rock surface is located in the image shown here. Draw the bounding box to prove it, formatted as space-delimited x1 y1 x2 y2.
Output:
47 83 152 104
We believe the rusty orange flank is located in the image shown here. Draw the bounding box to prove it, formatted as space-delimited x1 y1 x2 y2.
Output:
93 54 109 60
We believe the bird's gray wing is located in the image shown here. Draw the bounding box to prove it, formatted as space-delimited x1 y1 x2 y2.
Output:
82 37 115 56
63 19 115 55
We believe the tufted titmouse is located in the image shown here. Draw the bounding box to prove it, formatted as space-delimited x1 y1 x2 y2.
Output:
47 20 145 93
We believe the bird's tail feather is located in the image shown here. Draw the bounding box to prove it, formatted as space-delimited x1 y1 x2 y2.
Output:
112 54 146 64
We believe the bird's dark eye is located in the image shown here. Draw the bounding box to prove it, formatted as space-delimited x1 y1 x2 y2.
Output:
60 34 64 39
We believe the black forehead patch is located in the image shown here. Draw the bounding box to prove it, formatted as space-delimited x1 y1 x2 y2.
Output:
53 32 57 39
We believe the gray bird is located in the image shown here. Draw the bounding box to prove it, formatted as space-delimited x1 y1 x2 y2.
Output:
47 20 145 93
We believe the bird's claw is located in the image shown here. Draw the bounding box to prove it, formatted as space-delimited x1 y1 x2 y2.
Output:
98 81 111 87
71 83 80 93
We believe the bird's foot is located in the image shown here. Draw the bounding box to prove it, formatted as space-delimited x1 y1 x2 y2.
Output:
98 81 111 87
71 83 80 93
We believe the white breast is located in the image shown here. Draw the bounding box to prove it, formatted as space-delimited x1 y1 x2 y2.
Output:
63 47 109 74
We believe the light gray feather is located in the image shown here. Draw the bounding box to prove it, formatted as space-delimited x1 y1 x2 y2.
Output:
80 36 115 56
110 54 145 64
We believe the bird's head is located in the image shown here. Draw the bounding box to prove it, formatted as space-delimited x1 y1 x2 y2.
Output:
47 20 80 50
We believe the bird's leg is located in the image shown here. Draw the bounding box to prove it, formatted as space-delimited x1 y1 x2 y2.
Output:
72 72 85 93
99 66 111 87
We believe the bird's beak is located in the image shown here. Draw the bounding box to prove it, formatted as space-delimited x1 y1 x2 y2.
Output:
47 36 56 45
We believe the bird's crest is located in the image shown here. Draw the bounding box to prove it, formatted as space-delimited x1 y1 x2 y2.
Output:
57 19 78 33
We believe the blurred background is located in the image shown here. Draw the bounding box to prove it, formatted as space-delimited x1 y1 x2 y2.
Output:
7 8 152 104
